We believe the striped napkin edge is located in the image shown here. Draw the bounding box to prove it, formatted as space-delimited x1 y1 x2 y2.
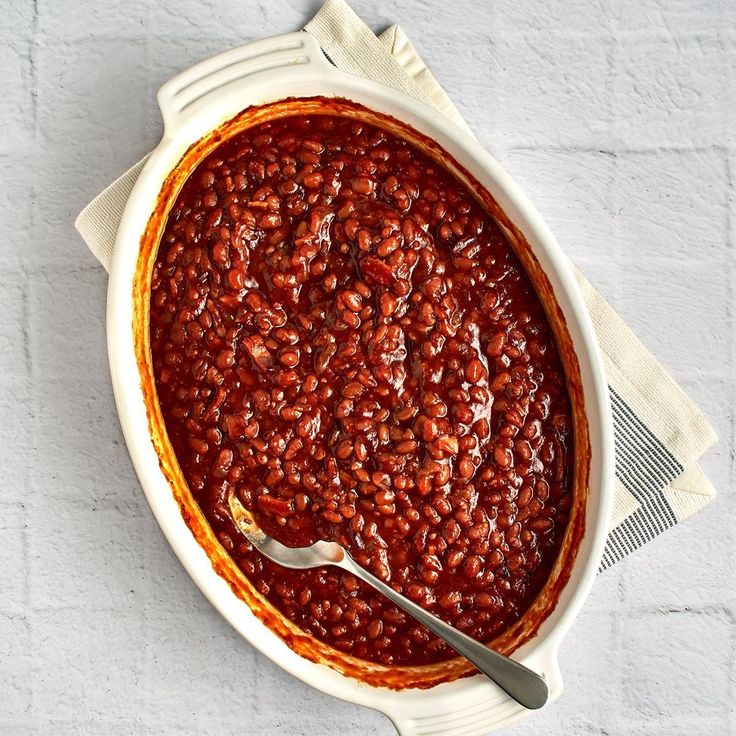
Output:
330 3 718 565
75 0 717 572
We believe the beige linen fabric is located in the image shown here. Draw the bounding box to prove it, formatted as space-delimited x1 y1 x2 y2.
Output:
76 0 717 566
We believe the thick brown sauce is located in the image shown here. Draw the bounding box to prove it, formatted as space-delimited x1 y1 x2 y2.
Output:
148 113 575 667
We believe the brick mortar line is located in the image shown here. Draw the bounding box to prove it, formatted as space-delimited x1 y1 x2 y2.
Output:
506 144 736 156
28 0 39 137
24 28 735 44
719 157 736 508
725 155 736 488
19 0 36 695
623 605 736 620
5 145 734 166
19 500 34 729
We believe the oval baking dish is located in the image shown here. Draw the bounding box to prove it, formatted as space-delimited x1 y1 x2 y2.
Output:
107 31 613 735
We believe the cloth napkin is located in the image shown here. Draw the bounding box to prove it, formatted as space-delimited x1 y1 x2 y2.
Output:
76 0 717 571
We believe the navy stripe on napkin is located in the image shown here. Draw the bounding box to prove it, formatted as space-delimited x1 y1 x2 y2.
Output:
599 387 684 571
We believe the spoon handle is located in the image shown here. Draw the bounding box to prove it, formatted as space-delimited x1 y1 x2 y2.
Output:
336 552 549 710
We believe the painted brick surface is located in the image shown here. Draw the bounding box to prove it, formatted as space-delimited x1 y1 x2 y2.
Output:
1 0 734 734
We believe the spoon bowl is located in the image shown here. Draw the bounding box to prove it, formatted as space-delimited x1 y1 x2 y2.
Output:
228 491 550 711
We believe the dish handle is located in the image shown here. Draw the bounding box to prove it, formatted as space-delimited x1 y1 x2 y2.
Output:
156 31 332 138
384 643 563 736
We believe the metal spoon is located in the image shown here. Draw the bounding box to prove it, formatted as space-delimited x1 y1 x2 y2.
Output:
228 493 549 709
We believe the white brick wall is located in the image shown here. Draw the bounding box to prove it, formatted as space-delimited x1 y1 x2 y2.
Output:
1 0 734 734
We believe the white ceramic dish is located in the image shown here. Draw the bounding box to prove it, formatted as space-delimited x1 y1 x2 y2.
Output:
107 31 614 735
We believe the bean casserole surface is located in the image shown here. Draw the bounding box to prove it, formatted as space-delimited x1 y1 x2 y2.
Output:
149 113 574 667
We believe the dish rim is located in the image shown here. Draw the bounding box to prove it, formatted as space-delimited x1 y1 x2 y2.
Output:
106 30 614 733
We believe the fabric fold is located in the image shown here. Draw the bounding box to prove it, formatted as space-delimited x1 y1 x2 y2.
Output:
75 0 717 570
